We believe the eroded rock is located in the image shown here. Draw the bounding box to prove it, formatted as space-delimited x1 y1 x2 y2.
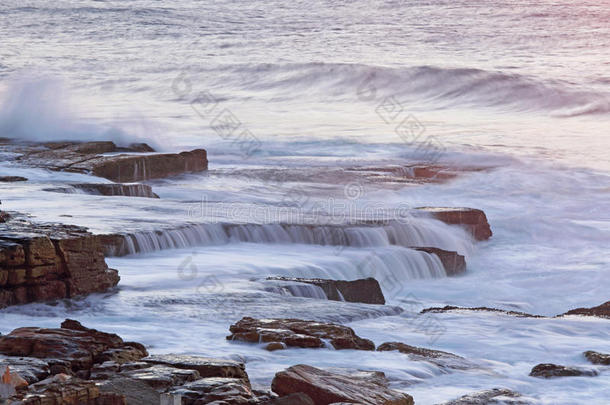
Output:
45 183 159 198
271 364 413 405
418 207 492 241
529 363 598 378
267 277 385 304
377 342 473 370
168 377 257 404
563 301 610 319
412 247 466 276
420 305 542 318
142 354 248 380
439 388 527 405
228 317 375 350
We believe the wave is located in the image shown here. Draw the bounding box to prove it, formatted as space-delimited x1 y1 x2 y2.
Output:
218 62 610 117
0 74 161 148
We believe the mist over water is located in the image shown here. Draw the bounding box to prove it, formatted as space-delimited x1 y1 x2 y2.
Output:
1 0 609 404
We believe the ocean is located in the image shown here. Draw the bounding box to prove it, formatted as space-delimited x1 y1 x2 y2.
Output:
1 0 609 403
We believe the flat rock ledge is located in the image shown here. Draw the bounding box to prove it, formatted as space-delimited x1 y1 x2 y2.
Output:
4 140 207 182
562 301 610 319
44 183 160 198
377 342 475 370
227 317 375 351
584 350 610 365
438 388 528 405
266 276 386 305
271 364 414 405
417 207 492 241
529 363 598 378
0 216 119 308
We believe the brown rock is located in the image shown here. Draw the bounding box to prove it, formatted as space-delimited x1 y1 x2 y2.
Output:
169 376 258 404
228 317 375 351
262 392 315 405
421 305 542 318
271 364 413 405
0 176 27 182
563 301 610 319
265 342 287 352
97 376 160 405
120 364 200 390
529 363 598 378
438 388 526 405
412 247 466 276
267 277 385 304
0 319 146 373
418 207 492 240
583 351 610 365
45 183 160 198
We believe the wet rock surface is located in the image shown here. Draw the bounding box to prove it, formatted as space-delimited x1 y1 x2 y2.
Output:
562 301 610 319
417 207 492 241
529 363 598 378
412 247 466 276
271 364 414 405
584 350 610 365
228 317 375 350
267 276 385 305
0 176 27 182
0 216 119 308
142 354 248 380
377 342 474 370
438 388 528 405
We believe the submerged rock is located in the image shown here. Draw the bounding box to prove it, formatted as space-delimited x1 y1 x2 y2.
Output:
584 350 610 365
267 276 385 304
377 342 474 370
421 305 542 318
271 364 414 405
0 176 27 182
228 317 375 350
562 301 610 319
529 363 598 378
412 247 466 276
438 388 528 404
417 207 492 241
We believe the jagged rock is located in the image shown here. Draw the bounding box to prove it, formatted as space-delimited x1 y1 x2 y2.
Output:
418 207 492 240
420 305 542 318
0 218 119 308
0 356 50 384
0 176 27 182
412 247 466 275
377 342 473 370
563 301 610 319
438 388 527 404
584 350 610 365
120 364 200 390
168 377 258 404
45 183 160 198
142 354 248 380
0 319 147 373
228 317 375 351
271 364 413 405
267 277 385 304
529 363 598 378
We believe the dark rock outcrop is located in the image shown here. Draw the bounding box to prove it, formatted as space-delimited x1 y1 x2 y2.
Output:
142 354 248 380
412 247 466 276
562 301 610 319
271 364 414 405
529 363 598 378
45 183 159 198
0 176 27 182
267 276 385 304
377 342 474 370
0 217 119 308
228 317 375 351
418 207 492 240
262 392 315 405
421 305 542 318
584 350 610 365
439 388 527 405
